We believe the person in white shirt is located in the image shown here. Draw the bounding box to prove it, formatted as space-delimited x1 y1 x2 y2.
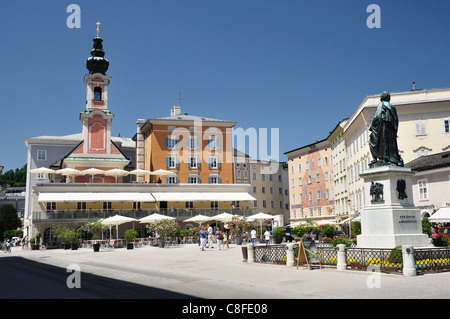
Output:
264 229 271 246
251 228 257 245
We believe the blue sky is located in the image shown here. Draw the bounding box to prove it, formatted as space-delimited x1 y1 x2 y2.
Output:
0 0 449 171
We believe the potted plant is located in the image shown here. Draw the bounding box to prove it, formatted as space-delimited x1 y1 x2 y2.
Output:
124 229 139 250
272 226 285 244
53 225 70 249
321 224 335 243
228 216 250 245
83 218 105 252
150 219 180 248
68 229 80 250
34 233 41 250
29 237 36 250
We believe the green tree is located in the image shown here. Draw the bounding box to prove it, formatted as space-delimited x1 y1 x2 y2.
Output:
0 164 27 187
352 221 362 237
0 204 21 241
422 218 431 236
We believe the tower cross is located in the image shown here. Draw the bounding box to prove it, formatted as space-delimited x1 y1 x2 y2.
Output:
96 21 100 37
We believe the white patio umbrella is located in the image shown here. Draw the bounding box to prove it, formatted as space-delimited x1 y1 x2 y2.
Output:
149 169 176 183
30 167 56 174
55 168 80 183
139 213 175 224
208 212 235 223
101 214 136 240
129 168 152 182
104 168 129 183
184 214 210 226
247 212 275 235
81 168 105 182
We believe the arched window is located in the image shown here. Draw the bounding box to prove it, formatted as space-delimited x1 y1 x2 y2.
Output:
94 87 102 101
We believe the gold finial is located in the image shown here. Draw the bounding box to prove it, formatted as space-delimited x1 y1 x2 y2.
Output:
96 21 100 37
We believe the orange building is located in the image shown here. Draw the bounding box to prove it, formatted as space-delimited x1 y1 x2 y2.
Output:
136 105 236 185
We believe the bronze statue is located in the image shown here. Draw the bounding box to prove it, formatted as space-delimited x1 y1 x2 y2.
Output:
369 92 404 168
370 182 384 202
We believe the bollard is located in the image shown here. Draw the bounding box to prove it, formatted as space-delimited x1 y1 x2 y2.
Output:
402 245 416 277
247 243 254 264
286 243 295 267
336 244 347 271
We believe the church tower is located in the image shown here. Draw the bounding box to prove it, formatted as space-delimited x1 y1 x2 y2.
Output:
62 23 130 182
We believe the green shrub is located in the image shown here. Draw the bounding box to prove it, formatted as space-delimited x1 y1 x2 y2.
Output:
422 218 431 235
272 227 285 239
388 246 403 264
293 226 306 237
124 229 139 243
432 235 449 247
322 225 335 238
331 237 352 247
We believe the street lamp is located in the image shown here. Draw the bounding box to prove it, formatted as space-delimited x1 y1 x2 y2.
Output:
0 165 3 174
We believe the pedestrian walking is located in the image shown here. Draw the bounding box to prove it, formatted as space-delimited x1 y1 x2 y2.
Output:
222 230 229 250
207 224 214 248
216 227 222 250
22 236 28 250
251 228 257 245
199 226 207 251
264 228 271 246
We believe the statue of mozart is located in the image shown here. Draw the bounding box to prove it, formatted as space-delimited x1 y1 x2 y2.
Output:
368 92 404 168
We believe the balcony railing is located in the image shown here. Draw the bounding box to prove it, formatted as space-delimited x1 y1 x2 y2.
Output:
32 208 264 222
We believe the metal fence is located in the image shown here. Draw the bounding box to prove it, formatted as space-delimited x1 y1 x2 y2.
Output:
254 245 287 264
414 247 450 273
252 242 450 275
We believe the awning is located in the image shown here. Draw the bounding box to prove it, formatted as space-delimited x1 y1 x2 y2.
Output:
151 192 256 202
38 192 155 202
429 207 450 223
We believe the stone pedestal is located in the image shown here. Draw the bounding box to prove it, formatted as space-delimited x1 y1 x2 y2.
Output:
356 165 429 248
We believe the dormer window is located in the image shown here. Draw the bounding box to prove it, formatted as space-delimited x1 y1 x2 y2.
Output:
94 87 102 101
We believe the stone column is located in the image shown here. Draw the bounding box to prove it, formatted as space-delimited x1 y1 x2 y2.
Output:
136 119 146 183
336 244 347 271
402 245 417 277
286 243 295 267
247 243 254 264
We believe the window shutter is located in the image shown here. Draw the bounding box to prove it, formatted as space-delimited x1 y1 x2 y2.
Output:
165 137 169 148
166 156 169 168
197 177 201 184
218 177 221 184
217 156 221 168
208 177 211 184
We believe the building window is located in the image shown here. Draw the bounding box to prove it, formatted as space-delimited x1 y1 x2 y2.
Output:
271 200 275 209
46 202 56 210
211 201 218 210
166 155 178 169
166 136 178 149
262 187 266 194
208 156 220 169
415 120 427 136
207 136 219 150
37 150 47 161
188 136 199 150
78 202 87 210
418 179 428 200
262 200 267 208
208 176 220 184
166 176 178 184
94 87 102 101
253 200 258 208
445 119 450 133
188 155 200 169
188 176 200 184
253 186 257 193
309 208 313 217
133 202 141 210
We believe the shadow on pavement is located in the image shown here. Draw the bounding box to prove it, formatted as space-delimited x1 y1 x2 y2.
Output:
0 256 198 299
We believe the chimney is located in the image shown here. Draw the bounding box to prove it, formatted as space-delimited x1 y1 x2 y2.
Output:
171 105 181 116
